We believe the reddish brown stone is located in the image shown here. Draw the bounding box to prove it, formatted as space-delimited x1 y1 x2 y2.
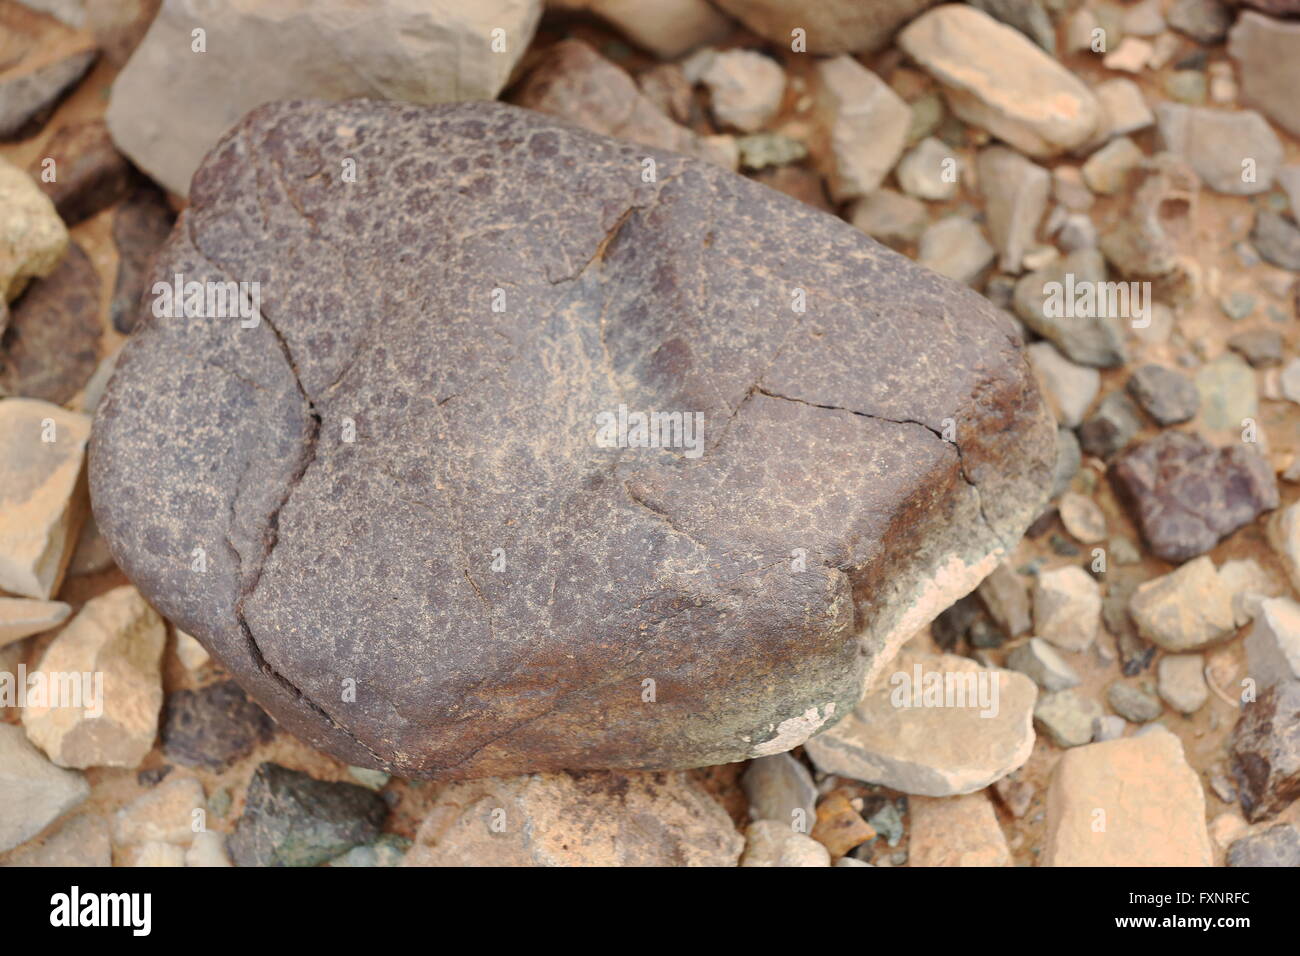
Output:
1231 679 1300 822
31 120 134 224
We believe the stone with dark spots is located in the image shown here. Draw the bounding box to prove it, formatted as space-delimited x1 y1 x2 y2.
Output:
1126 363 1199 425
90 99 1055 779
1231 679 1300 822
161 679 276 772
0 241 101 403
109 183 175 334
1109 431 1279 563
228 762 386 867
30 120 134 225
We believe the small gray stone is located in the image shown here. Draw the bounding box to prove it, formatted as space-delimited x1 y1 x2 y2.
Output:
849 189 928 248
897 137 959 200
1052 427 1083 499
1195 352 1258 431
1092 714 1128 742
1252 211 1300 272
741 752 817 830
1006 636 1081 691
1108 682 1163 723
918 216 996 284
1014 249 1127 368
1156 103 1282 195
1157 653 1209 714
1077 390 1142 459
1029 344 1100 430
1168 0 1231 45
1245 597 1300 691
1126 361 1199 425
1227 823 1300 867
977 561 1031 637
1227 327 1284 368
978 145 1050 272
1035 689 1104 748
0 724 89 853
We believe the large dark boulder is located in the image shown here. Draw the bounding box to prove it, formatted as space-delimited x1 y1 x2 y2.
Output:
90 100 1054 778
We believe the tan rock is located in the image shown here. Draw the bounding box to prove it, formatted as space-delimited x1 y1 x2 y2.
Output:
740 820 830 866
1 813 110 867
909 791 1011 866
0 157 69 301
977 560 1031 638
185 829 232 867
550 0 731 59
805 652 1037 796
1043 727 1212 866
897 5 1102 158
1218 557 1282 627
113 775 206 846
699 49 785 133
402 770 742 867
173 629 210 671
0 723 89 853
1268 501 1300 594
0 598 71 648
1129 556 1236 652
22 585 165 769
0 399 91 600
124 840 186 867
812 55 910 201
1058 492 1107 544
711 0 940 55
1033 565 1101 652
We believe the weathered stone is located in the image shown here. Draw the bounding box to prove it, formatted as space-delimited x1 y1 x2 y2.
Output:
1093 714 1128 742
1168 0 1232 44
976 561 1030 637
849 188 927 248
699 50 785 133
1082 137 1144 196
810 789 874 857
0 722 88 853
898 5 1102 158
1077 391 1142 460
1246 598 1300 690
0 597 70 648
896 136 958 201
1227 823 1300 867
22 585 165 769
741 751 817 830
1097 153 1200 296
1228 327 1285 368
1228 11 1300 140
1006 636 1081 691
740 819 829 866
711 0 940 55
91 99 1055 778
1129 557 1237 652
1034 689 1103 749
908 791 1011 866
917 216 995 285
1096 78 1154 136
1033 565 1101 653
1155 102 1281 195
229 762 387 867
978 146 1049 273
107 0 543 196
1219 557 1283 627
1126 363 1199 425
1053 428 1082 502
1269 502 1300 593
1027 343 1099 429
515 40 734 170
1 813 109 867
1044 727 1212 865
1231 679 1300 822
1158 653 1209 714
1014 250 1127 369
0 25 96 140
553 0 731 59
0 156 68 302
113 775 206 845
1110 431 1279 563
0 398 90 600
109 183 175 335
30 120 133 225
404 770 742 867
805 652 1037 796
1058 492 1106 544
162 679 276 771
811 56 910 201
174 629 209 671
0 242 102 405
969 0 1056 52
1107 681 1163 722
1251 210 1300 272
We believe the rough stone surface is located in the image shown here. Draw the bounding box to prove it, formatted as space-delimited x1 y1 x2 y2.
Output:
0 23 95 141
1227 823 1300 867
1014 249 1126 369
1044 728 1213 865
1158 653 1209 715
1034 688 1103 748
917 216 995 285
0 156 68 302
811 56 910 201
109 183 175 334
896 136 958 201
908 791 1011 866
1127 363 1199 425
976 560 1030 638
112 774 205 845
1228 11 1300 140
978 145 1049 273
1058 492 1106 544
1251 210 1300 272
1077 391 1142 460
0 813 110 867
0 722 89 853
1007 637 1080 691
849 188 927 248
553 0 731 59
161 679 276 771
711 0 940 55
1168 0 1232 44
1108 682 1163 723
740 819 829 866
1155 102 1281 195
804 651 1037 796
1027 342 1099 429
1033 565 1101 653
897 5 1102 158
1129 556 1237 652
91 99 1055 779
21 585 165 769
404 770 742 866
741 752 816 829
229 762 387 867
0 597 70 648
699 49 785 133
30 120 133 226
810 789 874 856
106 0 544 195
1230 679 1300 822
0 398 90 600
1245 598 1300 691
1110 431 1279 563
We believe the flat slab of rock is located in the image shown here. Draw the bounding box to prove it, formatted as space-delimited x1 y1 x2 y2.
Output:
403 770 742 867
908 791 1011 866
91 100 1054 778
106 0 544 195
0 398 90 600
1245 597 1300 690
0 722 89 853
1228 11 1300 139
1155 102 1281 195
804 651 1036 796
1044 727 1212 865
713 0 939 55
1129 556 1236 652
0 597 70 647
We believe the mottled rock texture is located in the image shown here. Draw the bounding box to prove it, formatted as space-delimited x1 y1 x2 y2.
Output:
91 100 1055 779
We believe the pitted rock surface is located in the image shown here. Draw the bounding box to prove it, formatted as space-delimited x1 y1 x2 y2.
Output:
91 100 1054 778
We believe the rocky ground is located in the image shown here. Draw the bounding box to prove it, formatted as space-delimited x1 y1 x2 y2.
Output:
2 0 1300 867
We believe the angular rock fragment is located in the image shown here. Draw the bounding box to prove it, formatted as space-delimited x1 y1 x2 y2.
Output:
0 597 70 647
22 585 165 769
1027 343 1099 429
1129 557 1236 652
1034 689 1103 749
1007 637 1080 692
849 189 927 248
404 770 741 867
30 120 133 225
976 561 1030 638
1168 0 1232 44
978 146 1049 273
1245 598 1300 691
1227 823 1300 867
0 723 88 853
711 0 940 55
908 791 1011 866
1155 102 1281 195
741 752 817 830
810 789 874 857
107 0 543 195
898 5 1102 158
804 652 1036 796
1126 363 1199 425
1230 679 1300 822
1058 492 1106 544
1228 11 1300 139
553 0 731 59
1097 153 1200 303
0 398 90 600
1014 250 1126 369
162 679 276 772
113 775 206 846
1033 565 1100 653
1044 728 1212 865
91 100 1055 778
811 55 910 200
1158 653 1209 714
1110 431 1279 563
1077 391 1142 460
229 762 387 867
1107 682 1162 723
917 216 995 285
1251 210 1300 272
1 813 110 867
699 50 785 133
0 31 96 140
0 157 68 302
1269 502 1300 594
740 820 829 866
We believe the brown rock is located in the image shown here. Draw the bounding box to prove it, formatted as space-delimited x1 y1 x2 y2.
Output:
908 791 1011 866
1044 728 1213 866
109 183 175 334
91 99 1055 779
1231 679 1300 822
810 789 874 857
30 120 133 225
